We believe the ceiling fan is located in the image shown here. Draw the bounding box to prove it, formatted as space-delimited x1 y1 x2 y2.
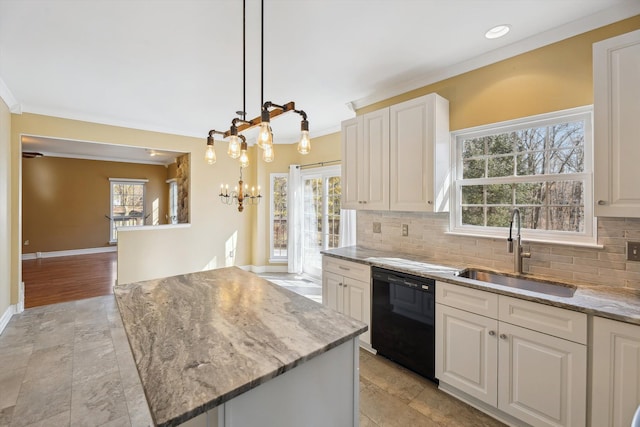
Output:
22 152 44 159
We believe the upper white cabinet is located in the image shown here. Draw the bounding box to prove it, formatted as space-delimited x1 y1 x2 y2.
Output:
390 94 450 212
593 29 640 217
591 316 640 427
341 110 389 210
341 93 450 212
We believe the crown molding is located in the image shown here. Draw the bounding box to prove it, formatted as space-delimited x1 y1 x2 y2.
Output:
349 3 640 111
0 75 21 113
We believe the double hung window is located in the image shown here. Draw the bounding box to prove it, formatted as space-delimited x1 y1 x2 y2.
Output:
109 178 147 243
450 107 594 245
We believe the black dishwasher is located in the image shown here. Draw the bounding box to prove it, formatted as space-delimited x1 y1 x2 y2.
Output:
371 267 437 382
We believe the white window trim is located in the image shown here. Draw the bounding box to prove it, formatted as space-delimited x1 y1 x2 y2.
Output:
449 105 597 247
269 173 288 263
109 178 148 244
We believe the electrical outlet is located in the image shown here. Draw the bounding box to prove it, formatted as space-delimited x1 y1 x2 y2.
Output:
628 242 640 261
24 240 29 246
402 224 409 237
373 222 381 233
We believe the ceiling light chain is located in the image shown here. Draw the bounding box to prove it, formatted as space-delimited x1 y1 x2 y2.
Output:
204 0 311 168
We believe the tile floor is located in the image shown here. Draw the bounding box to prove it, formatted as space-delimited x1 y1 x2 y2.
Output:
0 293 505 427
257 272 322 303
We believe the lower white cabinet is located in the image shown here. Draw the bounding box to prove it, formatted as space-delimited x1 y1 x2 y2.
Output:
322 256 371 346
436 282 587 427
591 316 640 427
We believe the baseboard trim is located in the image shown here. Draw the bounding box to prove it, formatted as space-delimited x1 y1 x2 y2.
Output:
22 246 117 260
0 304 16 335
245 265 289 274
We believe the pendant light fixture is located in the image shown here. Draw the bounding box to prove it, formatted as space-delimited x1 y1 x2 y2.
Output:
205 0 311 167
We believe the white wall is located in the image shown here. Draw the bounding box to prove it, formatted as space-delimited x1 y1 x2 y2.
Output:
0 97 12 325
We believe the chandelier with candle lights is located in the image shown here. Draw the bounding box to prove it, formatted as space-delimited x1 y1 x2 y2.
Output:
220 167 261 212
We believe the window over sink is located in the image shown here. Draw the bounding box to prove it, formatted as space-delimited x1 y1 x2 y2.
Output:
449 106 595 246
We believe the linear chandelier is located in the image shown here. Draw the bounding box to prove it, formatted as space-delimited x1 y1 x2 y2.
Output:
205 0 311 168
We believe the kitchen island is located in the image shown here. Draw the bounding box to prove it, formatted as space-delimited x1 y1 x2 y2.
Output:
114 267 367 427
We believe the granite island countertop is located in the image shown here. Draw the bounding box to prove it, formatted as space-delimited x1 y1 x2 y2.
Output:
114 266 367 427
323 246 640 326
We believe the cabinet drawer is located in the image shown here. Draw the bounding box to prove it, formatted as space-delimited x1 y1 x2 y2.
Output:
436 282 498 318
498 296 587 344
322 256 370 282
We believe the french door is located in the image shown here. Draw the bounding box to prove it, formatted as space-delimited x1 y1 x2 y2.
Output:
301 165 341 278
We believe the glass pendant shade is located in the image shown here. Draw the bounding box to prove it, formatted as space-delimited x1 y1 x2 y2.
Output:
257 121 273 149
239 141 249 168
205 138 217 164
227 135 241 159
298 130 311 155
262 144 274 162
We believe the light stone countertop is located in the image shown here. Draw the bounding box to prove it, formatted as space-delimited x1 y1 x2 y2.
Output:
323 246 640 326
114 266 367 427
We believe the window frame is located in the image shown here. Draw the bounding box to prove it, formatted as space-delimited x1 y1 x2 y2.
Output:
269 173 289 263
449 106 597 246
109 178 148 244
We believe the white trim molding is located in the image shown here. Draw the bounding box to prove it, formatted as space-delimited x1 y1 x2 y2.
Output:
0 305 16 335
0 75 21 113
22 245 117 261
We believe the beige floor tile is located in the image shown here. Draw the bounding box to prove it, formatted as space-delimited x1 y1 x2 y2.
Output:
70 371 128 427
20 410 69 427
359 352 428 403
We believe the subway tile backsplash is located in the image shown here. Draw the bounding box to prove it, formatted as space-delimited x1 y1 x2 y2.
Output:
356 211 640 289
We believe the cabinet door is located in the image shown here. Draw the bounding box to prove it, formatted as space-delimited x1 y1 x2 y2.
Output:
361 109 389 210
497 322 586 427
343 277 371 345
323 271 343 313
592 317 640 427
341 118 361 210
435 304 498 406
389 94 449 212
593 29 640 217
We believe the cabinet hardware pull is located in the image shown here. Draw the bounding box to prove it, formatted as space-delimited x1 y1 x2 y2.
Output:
489 330 496 336
338 266 350 271
338 283 343 287
427 201 432 205
597 200 606 205
499 334 508 340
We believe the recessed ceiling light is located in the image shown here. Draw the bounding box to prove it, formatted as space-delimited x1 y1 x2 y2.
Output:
485 24 511 39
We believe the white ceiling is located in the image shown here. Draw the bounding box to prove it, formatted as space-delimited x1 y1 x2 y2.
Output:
2 0 640 156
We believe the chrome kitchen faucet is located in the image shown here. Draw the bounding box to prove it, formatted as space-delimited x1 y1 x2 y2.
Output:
507 208 531 274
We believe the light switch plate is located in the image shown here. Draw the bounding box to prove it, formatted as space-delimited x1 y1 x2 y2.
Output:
402 224 409 236
373 222 381 233
628 242 640 261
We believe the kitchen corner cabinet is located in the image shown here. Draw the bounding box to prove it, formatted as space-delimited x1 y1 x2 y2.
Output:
591 316 640 427
322 256 371 346
436 282 587 427
340 93 449 212
593 29 640 217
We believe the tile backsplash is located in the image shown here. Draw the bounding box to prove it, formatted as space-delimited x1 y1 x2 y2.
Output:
356 211 640 289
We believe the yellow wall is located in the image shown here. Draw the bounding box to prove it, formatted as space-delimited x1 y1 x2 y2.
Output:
22 157 170 253
0 97 11 317
359 15 640 131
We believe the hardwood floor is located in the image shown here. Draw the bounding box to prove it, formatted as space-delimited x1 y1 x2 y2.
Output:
22 252 117 308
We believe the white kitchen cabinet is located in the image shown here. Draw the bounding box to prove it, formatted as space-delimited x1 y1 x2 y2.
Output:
593 29 640 217
436 303 498 406
591 316 640 427
498 321 586 427
322 256 371 346
390 93 449 212
436 282 587 427
340 109 389 210
340 93 449 212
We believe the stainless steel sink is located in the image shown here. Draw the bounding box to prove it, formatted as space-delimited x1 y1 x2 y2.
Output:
457 269 576 297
